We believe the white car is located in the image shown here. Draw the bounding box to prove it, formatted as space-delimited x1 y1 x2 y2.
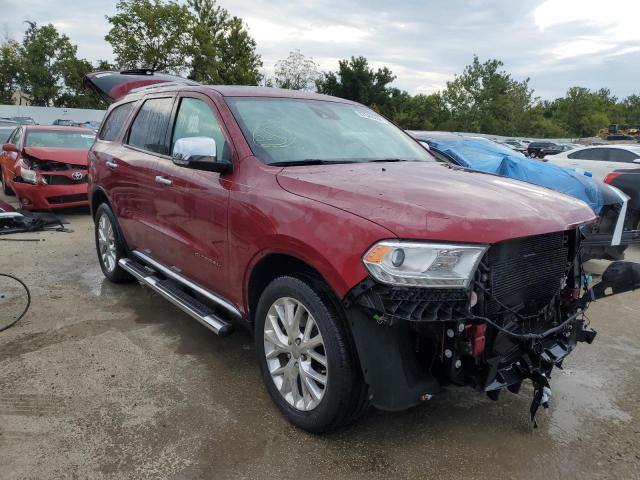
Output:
545 145 640 181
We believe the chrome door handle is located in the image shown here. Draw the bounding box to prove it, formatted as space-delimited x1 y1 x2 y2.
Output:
155 175 173 186
105 161 118 169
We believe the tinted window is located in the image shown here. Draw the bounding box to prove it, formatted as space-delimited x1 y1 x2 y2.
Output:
99 102 133 141
171 97 230 162
25 131 95 149
127 97 173 155
608 149 639 163
568 148 610 161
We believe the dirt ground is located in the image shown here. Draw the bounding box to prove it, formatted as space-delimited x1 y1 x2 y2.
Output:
1 193 639 480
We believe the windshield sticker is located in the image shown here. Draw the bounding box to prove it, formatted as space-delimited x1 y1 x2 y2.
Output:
253 122 295 148
354 109 388 124
81 134 96 139
94 73 111 78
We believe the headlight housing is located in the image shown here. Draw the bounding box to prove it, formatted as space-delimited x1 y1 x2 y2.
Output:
19 168 38 184
363 241 487 288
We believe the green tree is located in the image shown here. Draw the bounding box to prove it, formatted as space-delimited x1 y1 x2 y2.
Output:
387 90 450 130
316 56 396 112
0 38 21 104
550 87 613 137
274 49 320 91
442 56 536 135
56 56 103 108
18 22 77 106
622 95 640 125
214 16 262 85
105 0 192 73
187 0 262 84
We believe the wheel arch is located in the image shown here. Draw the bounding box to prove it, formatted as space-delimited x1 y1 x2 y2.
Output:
90 186 111 218
245 251 349 327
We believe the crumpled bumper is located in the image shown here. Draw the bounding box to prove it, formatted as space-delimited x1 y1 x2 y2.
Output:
12 182 88 210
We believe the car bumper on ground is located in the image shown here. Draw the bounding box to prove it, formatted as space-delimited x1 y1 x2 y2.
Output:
11 181 88 210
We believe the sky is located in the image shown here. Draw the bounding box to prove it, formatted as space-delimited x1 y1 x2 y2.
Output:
1 0 639 100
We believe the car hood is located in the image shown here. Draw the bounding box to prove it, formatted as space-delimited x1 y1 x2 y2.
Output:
276 161 596 244
24 147 88 167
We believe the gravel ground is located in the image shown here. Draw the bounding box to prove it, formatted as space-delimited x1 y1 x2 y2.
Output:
1 193 639 480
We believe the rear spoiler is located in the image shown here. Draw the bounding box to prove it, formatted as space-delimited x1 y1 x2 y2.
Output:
83 70 200 105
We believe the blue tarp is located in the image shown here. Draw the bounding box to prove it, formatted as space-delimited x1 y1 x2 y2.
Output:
428 138 604 213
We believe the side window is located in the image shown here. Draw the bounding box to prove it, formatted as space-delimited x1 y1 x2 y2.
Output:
99 102 133 141
608 149 638 163
127 97 174 155
171 97 230 162
8 128 21 146
568 148 609 161
13 128 23 148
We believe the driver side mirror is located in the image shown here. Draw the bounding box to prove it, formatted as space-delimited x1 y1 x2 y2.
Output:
172 137 232 173
2 143 18 153
633 158 640 164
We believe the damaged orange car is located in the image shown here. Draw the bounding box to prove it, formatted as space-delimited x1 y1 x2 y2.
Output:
0 126 95 209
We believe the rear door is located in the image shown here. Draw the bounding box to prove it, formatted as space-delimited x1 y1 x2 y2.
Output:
118 95 177 253
151 92 233 297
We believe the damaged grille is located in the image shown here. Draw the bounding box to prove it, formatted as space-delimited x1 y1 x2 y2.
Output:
484 231 569 314
42 175 88 185
47 194 88 204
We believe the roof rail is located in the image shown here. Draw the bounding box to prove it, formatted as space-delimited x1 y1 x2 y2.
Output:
128 81 196 95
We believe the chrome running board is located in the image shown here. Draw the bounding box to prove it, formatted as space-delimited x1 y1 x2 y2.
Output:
119 258 233 336
131 250 241 318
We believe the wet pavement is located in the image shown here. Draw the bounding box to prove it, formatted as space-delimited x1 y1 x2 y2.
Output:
1 194 639 479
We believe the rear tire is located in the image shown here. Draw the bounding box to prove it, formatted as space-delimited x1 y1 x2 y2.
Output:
1 166 15 196
94 203 133 283
255 275 366 432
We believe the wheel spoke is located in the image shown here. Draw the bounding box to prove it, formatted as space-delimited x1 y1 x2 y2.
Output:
307 349 327 367
300 362 327 386
302 333 322 351
301 371 322 401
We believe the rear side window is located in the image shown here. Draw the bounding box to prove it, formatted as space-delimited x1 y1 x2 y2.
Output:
99 102 133 141
127 97 174 155
608 149 639 163
568 148 609 161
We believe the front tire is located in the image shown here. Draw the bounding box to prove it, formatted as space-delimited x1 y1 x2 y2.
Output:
94 203 133 283
255 275 366 432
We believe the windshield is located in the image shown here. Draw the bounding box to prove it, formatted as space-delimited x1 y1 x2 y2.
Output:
25 130 95 149
226 97 433 165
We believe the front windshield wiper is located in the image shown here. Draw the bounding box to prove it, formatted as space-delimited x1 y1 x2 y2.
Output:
269 159 359 167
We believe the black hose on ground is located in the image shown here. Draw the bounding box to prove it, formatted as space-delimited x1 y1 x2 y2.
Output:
0 273 31 332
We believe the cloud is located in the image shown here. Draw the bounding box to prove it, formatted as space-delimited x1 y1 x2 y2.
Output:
0 0 637 99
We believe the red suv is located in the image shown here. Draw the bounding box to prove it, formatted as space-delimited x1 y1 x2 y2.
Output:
86 72 639 432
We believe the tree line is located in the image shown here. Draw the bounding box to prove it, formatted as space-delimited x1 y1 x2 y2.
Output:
1 0 639 138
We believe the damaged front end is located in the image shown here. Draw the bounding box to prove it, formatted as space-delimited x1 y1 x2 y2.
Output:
12 152 89 209
344 231 640 425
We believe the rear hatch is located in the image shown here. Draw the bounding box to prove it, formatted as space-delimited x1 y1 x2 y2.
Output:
83 69 200 104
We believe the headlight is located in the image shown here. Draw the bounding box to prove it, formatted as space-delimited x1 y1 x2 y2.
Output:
363 241 487 288
20 168 37 184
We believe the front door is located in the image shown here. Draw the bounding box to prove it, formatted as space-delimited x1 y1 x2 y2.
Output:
152 93 233 298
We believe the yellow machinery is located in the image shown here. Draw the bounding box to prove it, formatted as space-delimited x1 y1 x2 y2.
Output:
599 124 640 139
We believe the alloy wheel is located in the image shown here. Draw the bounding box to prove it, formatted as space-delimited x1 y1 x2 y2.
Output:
97 213 117 273
263 297 328 411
